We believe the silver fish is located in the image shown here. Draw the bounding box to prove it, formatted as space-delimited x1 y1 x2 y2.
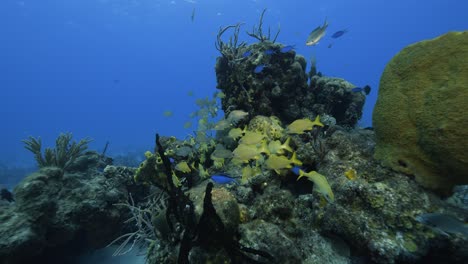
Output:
416 213 468 237
306 18 328 46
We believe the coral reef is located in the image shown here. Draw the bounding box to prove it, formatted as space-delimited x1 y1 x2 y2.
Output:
1 20 466 264
0 161 145 263
373 31 468 193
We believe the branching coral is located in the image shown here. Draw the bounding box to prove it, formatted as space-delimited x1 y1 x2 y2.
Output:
22 132 92 170
107 192 166 256
215 22 246 60
246 9 280 43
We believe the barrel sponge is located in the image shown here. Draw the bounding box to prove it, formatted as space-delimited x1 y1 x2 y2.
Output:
373 31 468 194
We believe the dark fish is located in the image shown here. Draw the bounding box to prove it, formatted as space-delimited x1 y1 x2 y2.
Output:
327 43 333 48
211 174 238 185
306 18 328 46
280 45 295 53
332 29 348 38
254 64 266 73
351 85 371 95
416 213 468 237
191 8 195 22
264 49 275 55
242 51 252 58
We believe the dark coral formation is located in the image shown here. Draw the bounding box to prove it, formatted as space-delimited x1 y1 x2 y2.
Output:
310 75 366 127
215 38 366 127
215 41 312 124
0 164 145 264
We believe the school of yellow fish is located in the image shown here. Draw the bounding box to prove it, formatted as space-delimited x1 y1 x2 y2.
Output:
206 113 335 202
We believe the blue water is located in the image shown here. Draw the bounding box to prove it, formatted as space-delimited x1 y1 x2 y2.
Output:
1 0 467 168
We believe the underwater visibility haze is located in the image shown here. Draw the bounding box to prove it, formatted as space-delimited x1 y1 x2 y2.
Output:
0 0 467 264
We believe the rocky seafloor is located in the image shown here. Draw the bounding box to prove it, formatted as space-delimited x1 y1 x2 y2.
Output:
1 126 467 264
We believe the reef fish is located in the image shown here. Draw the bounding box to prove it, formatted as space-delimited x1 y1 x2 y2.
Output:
232 144 263 163
267 137 293 155
239 131 265 145
227 110 249 124
211 174 238 185
415 213 468 237
280 45 295 53
351 85 371 95
228 127 246 140
264 49 275 55
175 161 191 173
242 50 252 58
291 166 302 176
163 110 173 117
287 115 324 134
306 18 328 46
265 152 302 174
254 64 266 73
331 29 348 38
297 169 334 203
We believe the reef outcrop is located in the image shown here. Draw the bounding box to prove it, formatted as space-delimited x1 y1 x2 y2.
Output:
0 164 144 264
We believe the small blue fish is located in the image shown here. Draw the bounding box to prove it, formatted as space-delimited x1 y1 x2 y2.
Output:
211 174 238 185
242 51 252 58
254 64 266 73
280 45 295 53
331 29 348 39
351 85 371 95
264 49 275 55
169 157 175 163
291 166 302 176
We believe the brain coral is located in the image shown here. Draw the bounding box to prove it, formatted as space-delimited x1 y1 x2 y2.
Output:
373 31 468 194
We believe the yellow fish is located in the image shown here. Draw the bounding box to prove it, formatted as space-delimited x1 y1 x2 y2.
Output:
198 163 210 179
297 170 334 203
287 115 324 134
228 127 246 140
171 171 182 187
265 152 302 174
239 131 265 145
163 110 173 117
183 121 192 129
213 119 232 130
175 161 191 173
268 137 293 155
232 144 262 163
241 165 261 184
211 145 233 159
